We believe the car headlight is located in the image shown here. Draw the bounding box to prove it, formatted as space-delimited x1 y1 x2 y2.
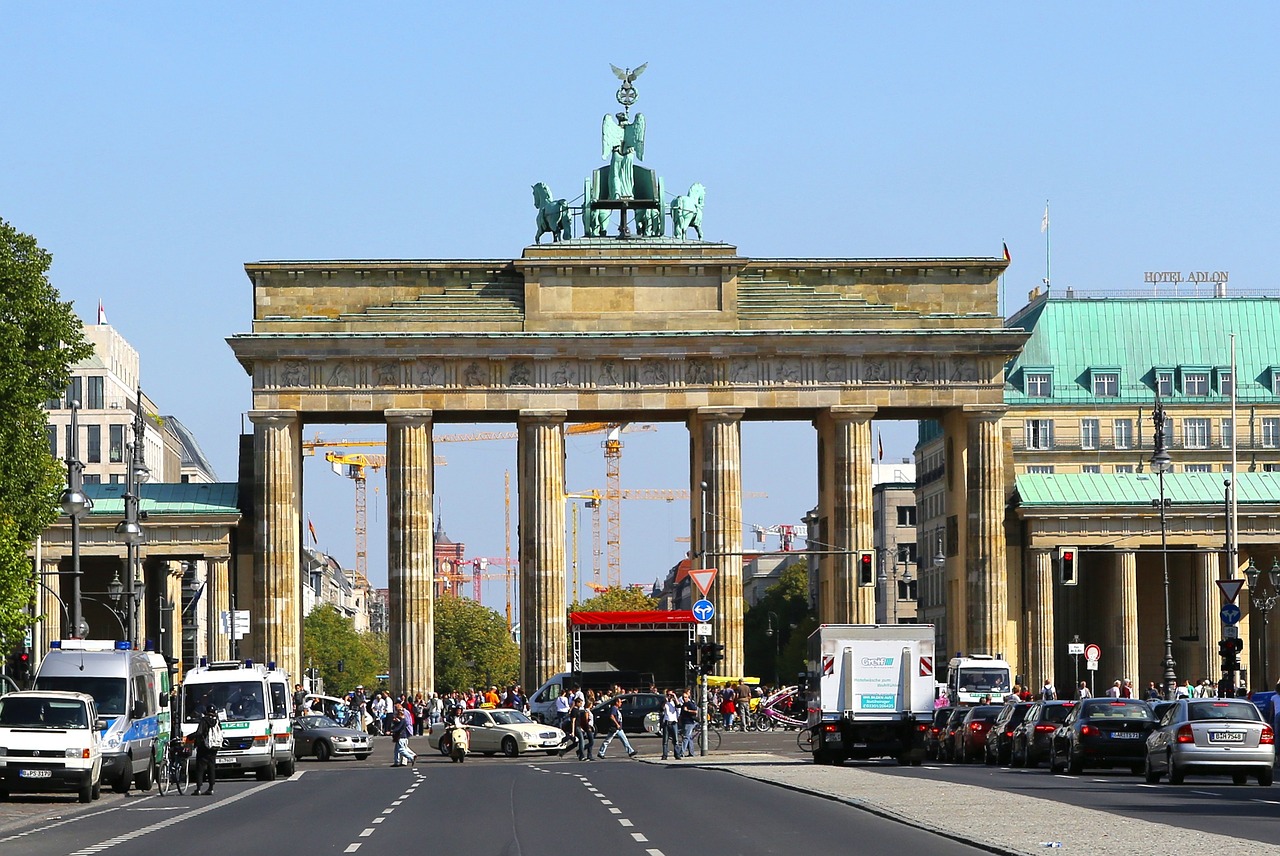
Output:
103 735 123 750
334 736 348 743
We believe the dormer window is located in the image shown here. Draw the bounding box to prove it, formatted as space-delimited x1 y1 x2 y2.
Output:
1090 369 1119 397
1025 370 1053 398
1215 368 1233 396
1269 367 1280 396
1179 366 1211 397
1155 369 1174 397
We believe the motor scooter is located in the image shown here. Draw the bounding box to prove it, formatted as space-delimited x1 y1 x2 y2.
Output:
446 721 469 763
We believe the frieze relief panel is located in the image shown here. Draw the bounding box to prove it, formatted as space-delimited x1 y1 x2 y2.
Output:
258 356 995 391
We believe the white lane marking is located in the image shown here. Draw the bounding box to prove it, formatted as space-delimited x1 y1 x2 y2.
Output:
344 845 361 853
608 808 622 814
359 828 376 837
632 833 648 842
646 850 665 856
292 770 308 780
129 807 189 811
600 799 614 805
1137 784 1159 789
619 819 633 827
0 804 128 844
1190 790 1220 797
373 818 384 824
1251 799 1280 805
391 800 404 805
382 808 394 814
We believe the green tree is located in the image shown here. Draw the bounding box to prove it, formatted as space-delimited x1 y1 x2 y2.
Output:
568 586 657 613
302 605 383 693
0 219 91 651
743 562 815 686
433 596 518 693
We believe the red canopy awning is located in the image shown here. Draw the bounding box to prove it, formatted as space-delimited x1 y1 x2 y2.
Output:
569 610 696 626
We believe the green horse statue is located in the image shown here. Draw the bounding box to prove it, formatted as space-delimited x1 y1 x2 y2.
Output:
533 182 572 243
671 183 705 240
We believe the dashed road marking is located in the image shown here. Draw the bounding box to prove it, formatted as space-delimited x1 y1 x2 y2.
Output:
631 833 648 842
1190 791 1220 797
344 844 361 852
619 819 633 827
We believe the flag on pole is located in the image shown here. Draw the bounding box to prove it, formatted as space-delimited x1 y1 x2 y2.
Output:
877 431 884 461
307 515 318 544
97 300 107 325
1040 203 1049 233
1002 241 1011 262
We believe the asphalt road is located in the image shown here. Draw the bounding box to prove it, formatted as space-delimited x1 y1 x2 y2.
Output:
1 736 989 856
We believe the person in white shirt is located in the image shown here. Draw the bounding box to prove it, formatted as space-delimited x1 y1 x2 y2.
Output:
660 691 683 760
553 689 572 729
1105 680 1122 699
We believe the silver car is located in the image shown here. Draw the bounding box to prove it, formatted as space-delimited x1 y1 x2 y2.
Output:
1144 698 1274 786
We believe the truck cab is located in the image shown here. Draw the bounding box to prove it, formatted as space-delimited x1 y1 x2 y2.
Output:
181 661 279 781
0 691 103 803
946 654 1013 705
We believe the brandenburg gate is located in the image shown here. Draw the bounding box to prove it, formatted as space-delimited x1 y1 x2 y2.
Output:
227 70 1027 691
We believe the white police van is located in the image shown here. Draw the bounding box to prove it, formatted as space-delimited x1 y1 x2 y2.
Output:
265 665 296 776
32 640 166 793
181 660 281 780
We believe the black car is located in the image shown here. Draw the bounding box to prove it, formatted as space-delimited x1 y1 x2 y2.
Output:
925 707 955 761
1011 700 1075 767
1049 698 1156 775
985 701 1033 766
938 706 970 762
590 693 663 734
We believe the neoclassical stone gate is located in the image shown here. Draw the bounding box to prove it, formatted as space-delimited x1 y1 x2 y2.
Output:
229 239 1026 690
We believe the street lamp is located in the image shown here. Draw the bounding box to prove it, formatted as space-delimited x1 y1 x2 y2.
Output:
114 400 149 646
764 611 780 685
1150 399 1177 700
878 547 916 624
59 400 91 639
1243 557 1280 689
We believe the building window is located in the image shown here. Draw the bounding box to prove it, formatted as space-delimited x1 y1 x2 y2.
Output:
1025 419 1054 450
1184 464 1212 473
897 506 917 526
86 425 101 463
65 377 83 408
109 424 125 463
1081 418 1100 450
47 425 57 458
897 579 917 601
1263 418 1280 449
1156 371 1174 397
1183 371 1210 396
1026 373 1053 397
86 376 104 410
1082 465 1101 474
1115 464 1135 474
1264 463 1280 473
1273 371 1280 396
1092 372 1119 397
1027 465 1055 474
82 473 101 485
109 474 121 484
1221 419 1233 448
1113 419 1133 449
1183 417 1210 449
1217 370 1233 396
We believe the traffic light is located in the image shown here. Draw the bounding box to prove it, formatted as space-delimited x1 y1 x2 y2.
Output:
686 641 701 672
857 551 875 587
700 643 725 674
1219 638 1243 671
1058 547 1078 586
1218 639 1234 658
7 647 31 685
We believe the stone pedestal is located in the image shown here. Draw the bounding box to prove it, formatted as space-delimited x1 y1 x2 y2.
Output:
1117 551 1139 689
518 410 567 689
964 407 1008 657
387 409 435 695
249 410 302 682
1029 550 1054 689
816 406 876 625
691 407 745 676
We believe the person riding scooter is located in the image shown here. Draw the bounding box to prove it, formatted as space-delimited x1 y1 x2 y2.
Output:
446 713 469 763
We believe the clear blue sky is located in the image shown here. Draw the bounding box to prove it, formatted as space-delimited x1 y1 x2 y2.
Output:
4 5 1276 608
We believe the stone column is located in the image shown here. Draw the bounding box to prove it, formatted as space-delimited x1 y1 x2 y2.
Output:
1195 551 1217 686
1116 551 1140 690
964 406 1008 657
206 557 231 663
1029 550 1055 690
35 557 63 660
386 409 435 696
690 407 745 677
816 406 876 625
249 410 302 682
518 410 567 689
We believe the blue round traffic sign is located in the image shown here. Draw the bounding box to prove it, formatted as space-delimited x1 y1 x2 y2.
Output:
1221 604 1242 626
692 599 715 622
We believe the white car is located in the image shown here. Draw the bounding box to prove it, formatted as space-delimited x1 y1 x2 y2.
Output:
428 709 566 758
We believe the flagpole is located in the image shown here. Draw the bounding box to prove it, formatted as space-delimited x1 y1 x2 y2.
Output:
1043 199 1051 291
1230 333 1238 574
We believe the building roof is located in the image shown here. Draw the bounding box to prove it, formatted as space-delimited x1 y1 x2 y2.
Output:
84 483 240 516
1005 295 1280 405
162 415 220 481
1015 471 1280 508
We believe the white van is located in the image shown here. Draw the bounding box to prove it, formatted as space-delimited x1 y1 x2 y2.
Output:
181 661 279 780
0 691 103 803
33 641 165 794
265 667 296 776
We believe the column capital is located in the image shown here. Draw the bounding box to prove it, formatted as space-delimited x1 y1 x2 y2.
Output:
825 405 877 423
385 408 434 426
694 406 746 422
247 409 298 427
961 404 1008 421
518 409 567 423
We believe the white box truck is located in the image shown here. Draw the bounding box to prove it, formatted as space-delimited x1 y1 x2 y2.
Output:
803 624 936 766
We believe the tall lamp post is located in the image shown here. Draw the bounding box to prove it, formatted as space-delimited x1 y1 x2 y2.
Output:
877 547 915 624
59 401 91 639
1150 399 1177 700
764 611 780 685
114 403 148 646
1243 557 1280 690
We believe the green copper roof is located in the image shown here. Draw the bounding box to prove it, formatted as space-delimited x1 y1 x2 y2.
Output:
1015 471 1280 507
85 483 240 516
1004 296 1280 405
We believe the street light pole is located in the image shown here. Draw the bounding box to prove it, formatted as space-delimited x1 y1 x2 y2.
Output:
765 611 779 685
59 401 91 639
1150 399 1177 701
1243 557 1280 691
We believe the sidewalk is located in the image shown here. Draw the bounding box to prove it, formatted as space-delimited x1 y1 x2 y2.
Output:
648 752 1264 856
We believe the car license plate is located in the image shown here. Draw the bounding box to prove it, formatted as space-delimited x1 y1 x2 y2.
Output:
1209 731 1245 743
215 756 235 764
1110 732 1141 739
19 769 52 779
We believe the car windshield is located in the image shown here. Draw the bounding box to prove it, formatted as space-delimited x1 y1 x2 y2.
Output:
0 697 89 728
1186 701 1261 722
299 715 340 729
1082 701 1153 721
33 676 127 716
490 710 533 725
183 681 266 722
1042 704 1074 723
969 706 1002 721
957 669 1009 693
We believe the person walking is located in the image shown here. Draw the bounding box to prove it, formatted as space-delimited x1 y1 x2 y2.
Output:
597 697 637 759
679 689 699 757
569 698 595 760
191 704 222 796
390 704 417 767
660 690 683 760
1077 680 1091 699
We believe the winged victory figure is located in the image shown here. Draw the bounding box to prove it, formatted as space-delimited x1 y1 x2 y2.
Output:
601 111 645 199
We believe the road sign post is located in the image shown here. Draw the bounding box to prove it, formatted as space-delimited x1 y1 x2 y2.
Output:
1083 644 1101 696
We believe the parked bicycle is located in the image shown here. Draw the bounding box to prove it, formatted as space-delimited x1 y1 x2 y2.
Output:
156 736 190 796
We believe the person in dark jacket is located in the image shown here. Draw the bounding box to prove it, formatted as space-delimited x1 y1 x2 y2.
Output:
191 705 221 795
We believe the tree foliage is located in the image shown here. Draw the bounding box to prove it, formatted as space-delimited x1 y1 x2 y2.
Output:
433 596 518 693
568 586 658 613
302 605 384 694
743 562 816 687
0 219 91 651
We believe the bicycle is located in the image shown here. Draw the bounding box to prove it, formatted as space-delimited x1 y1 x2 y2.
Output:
157 737 190 796
690 721 722 751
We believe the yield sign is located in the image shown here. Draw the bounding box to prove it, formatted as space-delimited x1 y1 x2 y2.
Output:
1217 579 1245 604
688 567 718 597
